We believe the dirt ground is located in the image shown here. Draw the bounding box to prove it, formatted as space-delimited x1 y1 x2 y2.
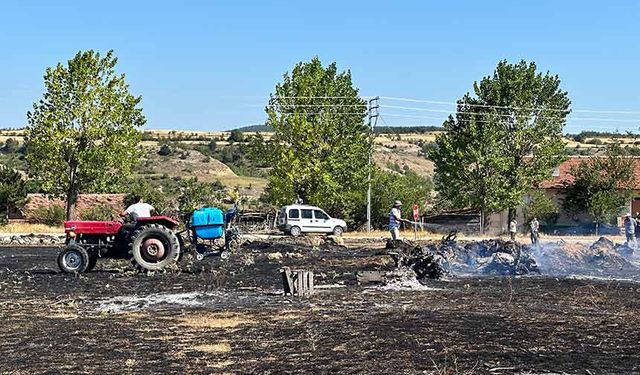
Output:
1 238 640 374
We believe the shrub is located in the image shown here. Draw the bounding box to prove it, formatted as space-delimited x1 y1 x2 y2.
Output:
34 205 65 226
227 130 245 143
586 138 604 145
158 144 172 156
81 204 116 221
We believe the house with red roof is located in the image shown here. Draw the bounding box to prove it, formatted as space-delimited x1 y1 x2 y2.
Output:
523 156 640 231
484 156 640 234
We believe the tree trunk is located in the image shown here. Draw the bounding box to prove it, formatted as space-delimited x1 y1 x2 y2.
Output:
65 188 78 221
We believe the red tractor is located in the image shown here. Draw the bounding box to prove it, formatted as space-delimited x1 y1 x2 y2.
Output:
58 207 239 273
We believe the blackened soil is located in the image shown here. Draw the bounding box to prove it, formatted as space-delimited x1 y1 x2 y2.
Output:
1 240 640 374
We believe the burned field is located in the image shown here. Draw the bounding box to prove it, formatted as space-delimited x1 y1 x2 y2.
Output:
1 237 640 374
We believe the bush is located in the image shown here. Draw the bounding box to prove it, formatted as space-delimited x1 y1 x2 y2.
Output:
158 144 172 156
227 130 245 143
34 205 65 226
586 138 604 145
81 204 116 221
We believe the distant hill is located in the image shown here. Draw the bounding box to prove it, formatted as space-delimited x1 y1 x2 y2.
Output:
230 124 443 134
232 124 272 132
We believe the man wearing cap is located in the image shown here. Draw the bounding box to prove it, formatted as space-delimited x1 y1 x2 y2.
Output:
389 201 411 241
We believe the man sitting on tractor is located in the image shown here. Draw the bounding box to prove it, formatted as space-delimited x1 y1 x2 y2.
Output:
121 196 155 221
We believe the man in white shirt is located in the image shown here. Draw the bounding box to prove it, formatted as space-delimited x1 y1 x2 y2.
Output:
509 218 517 241
121 196 155 221
389 200 411 241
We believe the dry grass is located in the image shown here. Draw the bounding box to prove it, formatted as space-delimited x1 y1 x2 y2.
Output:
270 310 304 322
178 312 257 329
218 175 268 190
193 343 232 353
207 360 235 369
0 223 63 234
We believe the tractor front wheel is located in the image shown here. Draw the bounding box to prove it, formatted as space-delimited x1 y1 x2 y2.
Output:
129 224 180 272
58 245 90 274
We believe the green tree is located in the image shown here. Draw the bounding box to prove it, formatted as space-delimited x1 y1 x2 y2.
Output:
0 166 28 222
258 57 369 224
563 142 635 225
370 169 433 228
430 60 570 229
227 130 245 143
25 50 144 219
1 138 19 154
158 144 173 156
177 178 225 222
522 189 558 224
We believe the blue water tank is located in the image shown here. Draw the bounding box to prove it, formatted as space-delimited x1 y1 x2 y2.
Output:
191 207 224 240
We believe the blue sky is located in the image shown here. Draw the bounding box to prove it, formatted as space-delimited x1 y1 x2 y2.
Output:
1 1 639 133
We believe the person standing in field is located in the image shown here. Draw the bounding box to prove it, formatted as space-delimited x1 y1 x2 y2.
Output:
624 213 636 248
509 218 517 241
530 217 540 245
389 200 411 241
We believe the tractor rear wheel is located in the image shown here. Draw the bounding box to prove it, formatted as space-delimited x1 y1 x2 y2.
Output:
58 245 90 274
129 224 180 272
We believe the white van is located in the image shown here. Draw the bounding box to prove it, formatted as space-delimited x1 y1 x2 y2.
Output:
277 204 347 236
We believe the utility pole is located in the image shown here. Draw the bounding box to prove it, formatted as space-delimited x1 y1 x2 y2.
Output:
366 96 379 232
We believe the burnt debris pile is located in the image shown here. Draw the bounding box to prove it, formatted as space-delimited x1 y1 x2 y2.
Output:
387 234 540 282
458 239 540 276
387 241 450 280
532 236 636 275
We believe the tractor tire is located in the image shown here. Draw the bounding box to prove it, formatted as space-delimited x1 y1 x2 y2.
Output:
129 224 180 272
58 245 90 274
290 226 302 237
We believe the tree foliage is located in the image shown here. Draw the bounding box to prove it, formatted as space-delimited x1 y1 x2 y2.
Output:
522 189 558 224
227 130 245 143
257 57 370 224
431 60 570 223
0 166 28 222
177 178 225 222
563 142 636 223
25 50 145 219
370 169 433 228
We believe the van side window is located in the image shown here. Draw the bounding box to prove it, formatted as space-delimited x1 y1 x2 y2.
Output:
314 210 328 220
289 209 300 219
301 209 313 219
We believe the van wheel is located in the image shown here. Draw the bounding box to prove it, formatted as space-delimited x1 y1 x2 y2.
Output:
333 226 344 236
290 226 302 237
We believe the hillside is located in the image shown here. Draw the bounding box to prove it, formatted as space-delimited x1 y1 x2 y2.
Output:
2 127 640 202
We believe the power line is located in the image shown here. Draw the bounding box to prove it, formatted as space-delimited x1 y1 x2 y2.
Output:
264 103 640 124
380 96 640 115
266 104 367 108
381 104 640 123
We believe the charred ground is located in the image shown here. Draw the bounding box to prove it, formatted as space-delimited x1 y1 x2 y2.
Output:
1 238 640 374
